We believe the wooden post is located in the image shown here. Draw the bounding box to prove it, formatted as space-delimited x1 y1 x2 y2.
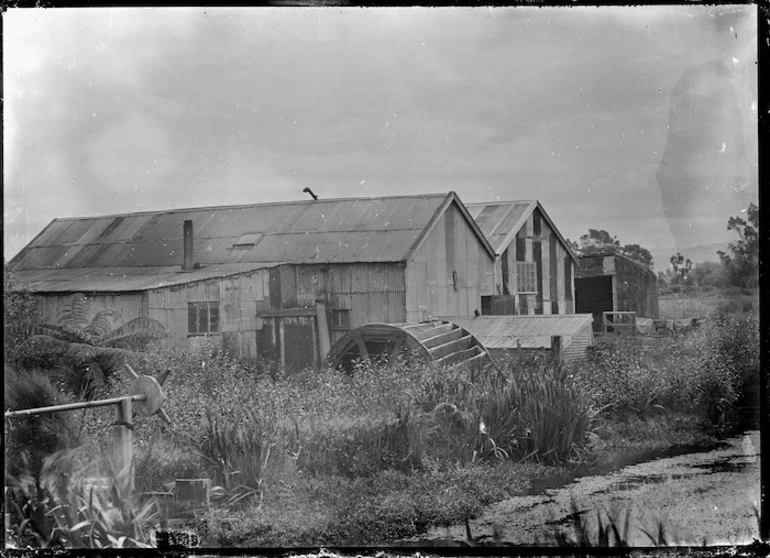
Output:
550 336 562 364
316 300 331 363
112 398 134 491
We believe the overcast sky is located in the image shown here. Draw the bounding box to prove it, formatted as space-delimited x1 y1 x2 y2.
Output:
3 6 758 268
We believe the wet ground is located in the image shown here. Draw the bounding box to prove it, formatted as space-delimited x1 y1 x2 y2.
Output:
400 429 760 547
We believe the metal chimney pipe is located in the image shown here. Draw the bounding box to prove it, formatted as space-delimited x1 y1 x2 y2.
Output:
183 220 194 270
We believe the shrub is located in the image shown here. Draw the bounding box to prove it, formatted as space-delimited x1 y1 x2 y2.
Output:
575 306 758 427
5 368 79 481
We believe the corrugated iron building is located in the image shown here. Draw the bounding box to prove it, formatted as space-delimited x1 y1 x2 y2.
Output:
466 201 578 315
575 253 659 333
9 192 496 369
438 314 594 364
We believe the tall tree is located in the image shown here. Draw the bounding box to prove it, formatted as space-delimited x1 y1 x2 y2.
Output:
670 253 693 285
718 202 759 288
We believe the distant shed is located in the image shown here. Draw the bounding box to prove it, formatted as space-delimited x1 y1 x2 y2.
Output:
437 314 594 364
575 253 659 333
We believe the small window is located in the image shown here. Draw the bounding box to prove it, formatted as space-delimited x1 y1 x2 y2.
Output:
329 309 351 330
516 262 538 294
188 302 220 336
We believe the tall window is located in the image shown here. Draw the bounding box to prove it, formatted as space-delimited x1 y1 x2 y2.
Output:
188 302 220 336
516 262 538 294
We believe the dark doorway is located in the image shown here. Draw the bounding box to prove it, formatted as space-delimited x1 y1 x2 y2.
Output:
575 276 613 333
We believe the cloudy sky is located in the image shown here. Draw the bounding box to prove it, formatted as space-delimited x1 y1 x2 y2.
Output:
4 6 758 269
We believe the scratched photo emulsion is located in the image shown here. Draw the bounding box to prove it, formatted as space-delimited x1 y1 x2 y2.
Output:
3 5 760 552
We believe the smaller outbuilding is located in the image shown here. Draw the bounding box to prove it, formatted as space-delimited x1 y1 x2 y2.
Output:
574 253 659 334
436 314 594 365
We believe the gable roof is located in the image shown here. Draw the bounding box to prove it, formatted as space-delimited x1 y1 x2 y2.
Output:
10 192 496 272
466 200 578 263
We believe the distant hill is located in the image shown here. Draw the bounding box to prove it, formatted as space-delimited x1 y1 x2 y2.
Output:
649 242 729 272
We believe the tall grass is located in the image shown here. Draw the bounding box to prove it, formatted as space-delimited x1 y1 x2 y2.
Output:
506 359 600 463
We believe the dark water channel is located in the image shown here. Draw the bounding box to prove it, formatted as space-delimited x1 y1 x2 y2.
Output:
525 440 727 497
399 427 760 547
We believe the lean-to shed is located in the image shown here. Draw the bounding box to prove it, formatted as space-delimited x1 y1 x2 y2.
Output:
465 201 578 316
575 253 659 333
9 192 496 370
437 314 594 364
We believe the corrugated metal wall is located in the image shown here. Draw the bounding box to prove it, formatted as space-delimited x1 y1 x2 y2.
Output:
405 204 496 322
562 324 594 362
147 268 270 359
614 256 660 319
292 263 407 345
576 255 659 320
35 292 147 331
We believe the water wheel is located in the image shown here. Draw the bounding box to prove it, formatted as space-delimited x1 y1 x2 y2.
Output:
327 320 496 372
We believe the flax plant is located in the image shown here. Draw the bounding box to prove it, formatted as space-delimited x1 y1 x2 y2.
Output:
6 450 160 549
506 356 600 464
199 408 292 507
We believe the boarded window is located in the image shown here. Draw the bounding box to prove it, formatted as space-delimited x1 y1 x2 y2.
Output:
329 308 351 330
188 302 220 336
564 258 573 301
516 262 537 293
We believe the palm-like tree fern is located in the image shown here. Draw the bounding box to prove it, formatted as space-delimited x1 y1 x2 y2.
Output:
19 294 167 396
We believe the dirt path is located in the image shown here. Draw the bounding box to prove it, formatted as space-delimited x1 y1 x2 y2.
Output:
404 430 760 547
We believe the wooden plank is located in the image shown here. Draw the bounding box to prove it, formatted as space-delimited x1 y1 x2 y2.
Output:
549 233 558 305
533 240 543 314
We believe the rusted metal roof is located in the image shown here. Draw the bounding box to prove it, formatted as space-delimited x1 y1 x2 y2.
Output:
436 314 594 349
10 263 279 293
11 193 495 272
466 200 578 263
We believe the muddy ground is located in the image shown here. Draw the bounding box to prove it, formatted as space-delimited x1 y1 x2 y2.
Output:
402 429 760 547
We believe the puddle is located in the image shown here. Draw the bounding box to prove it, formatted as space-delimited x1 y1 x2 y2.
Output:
399 430 760 547
698 457 752 474
591 472 693 494
523 441 726 498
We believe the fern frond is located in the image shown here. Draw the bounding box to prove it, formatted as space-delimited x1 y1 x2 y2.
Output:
65 343 98 365
56 293 90 330
101 317 167 350
19 334 71 357
33 323 93 345
83 310 114 340
93 348 137 377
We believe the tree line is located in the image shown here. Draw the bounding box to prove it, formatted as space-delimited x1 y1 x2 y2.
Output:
567 202 758 290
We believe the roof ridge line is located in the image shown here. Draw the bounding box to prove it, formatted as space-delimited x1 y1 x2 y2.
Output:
49 193 453 222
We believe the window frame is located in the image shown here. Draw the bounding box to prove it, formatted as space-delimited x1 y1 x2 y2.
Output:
188 301 221 336
328 308 351 331
516 262 538 294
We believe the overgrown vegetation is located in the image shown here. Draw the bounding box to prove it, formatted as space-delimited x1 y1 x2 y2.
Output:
571 305 759 429
4 283 759 547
